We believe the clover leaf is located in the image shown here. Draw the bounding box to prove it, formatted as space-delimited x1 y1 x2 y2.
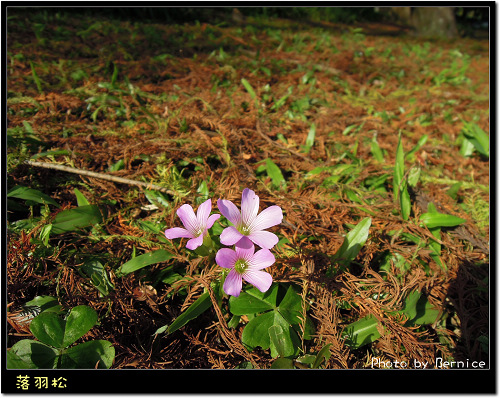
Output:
30 305 98 349
229 284 314 358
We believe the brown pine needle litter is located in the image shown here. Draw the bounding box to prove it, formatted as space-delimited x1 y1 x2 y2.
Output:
7 8 489 371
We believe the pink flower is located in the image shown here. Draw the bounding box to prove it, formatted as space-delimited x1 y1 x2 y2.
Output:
217 188 283 249
215 237 275 297
164 199 220 250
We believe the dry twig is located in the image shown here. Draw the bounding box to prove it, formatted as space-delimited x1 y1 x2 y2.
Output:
24 160 177 195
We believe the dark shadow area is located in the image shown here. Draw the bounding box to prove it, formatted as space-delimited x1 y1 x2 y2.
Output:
7 6 490 39
446 259 489 365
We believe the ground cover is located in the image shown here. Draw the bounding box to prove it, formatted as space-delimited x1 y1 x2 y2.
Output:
6 8 489 371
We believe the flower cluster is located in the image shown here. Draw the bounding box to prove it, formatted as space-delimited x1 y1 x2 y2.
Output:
164 188 282 297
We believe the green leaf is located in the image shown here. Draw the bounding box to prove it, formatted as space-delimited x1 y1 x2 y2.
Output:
74 188 90 206
406 134 428 159
403 293 440 326
81 259 114 296
370 134 385 162
30 306 98 349
460 137 475 157
343 292 441 349
342 314 380 349
312 344 331 369
30 149 72 160
302 123 316 153
446 182 462 200
428 226 441 255
399 290 422 320
155 291 212 335
51 205 103 234
108 159 125 172
229 284 279 315
332 217 372 266
7 185 60 207
144 190 171 208
265 158 286 189
393 132 405 199
295 354 316 366
30 61 44 93
60 340 115 369
227 315 241 329
420 213 467 228
111 62 119 86
7 349 38 369
117 249 174 276
241 78 258 104
8 340 58 369
39 224 52 246
62 306 99 348
399 181 411 221
232 285 306 358
196 180 210 202
407 165 421 188
341 124 358 136
242 310 300 358
29 312 65 348
277 285 303 325
268 324 287 358
24 296 62 314
270 357 295 369
462 121 489 158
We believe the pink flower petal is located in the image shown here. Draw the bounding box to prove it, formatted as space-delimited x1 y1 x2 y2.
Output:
216 248 238 269
241 188 259 226
217 199 241 226
243 270 273 293
247 230 279 249
186 235 204 250
235 236 255 260
176 204 200 236
220 226 244 246
165 227 194 240
250 205 283 232
196 199 212 225
206 213 221 229
248 249 275 270
224 270 243 297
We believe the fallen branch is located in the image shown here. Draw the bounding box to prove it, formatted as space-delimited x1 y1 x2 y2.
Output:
24 160 177 196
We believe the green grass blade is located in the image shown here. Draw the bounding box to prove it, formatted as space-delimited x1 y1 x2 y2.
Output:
332 217 372 267
265 158 286 189
155 291 212 335
241 78 258 104
29 61 44 94
399 181 411 221
302 123 316 153
342 314 380 349
406 134 428 159
117 249 175 276
420 212 467 228
74 188 90 206
370 134 385 162
393 132 405 199
7 185 60 208
51 205 103 234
